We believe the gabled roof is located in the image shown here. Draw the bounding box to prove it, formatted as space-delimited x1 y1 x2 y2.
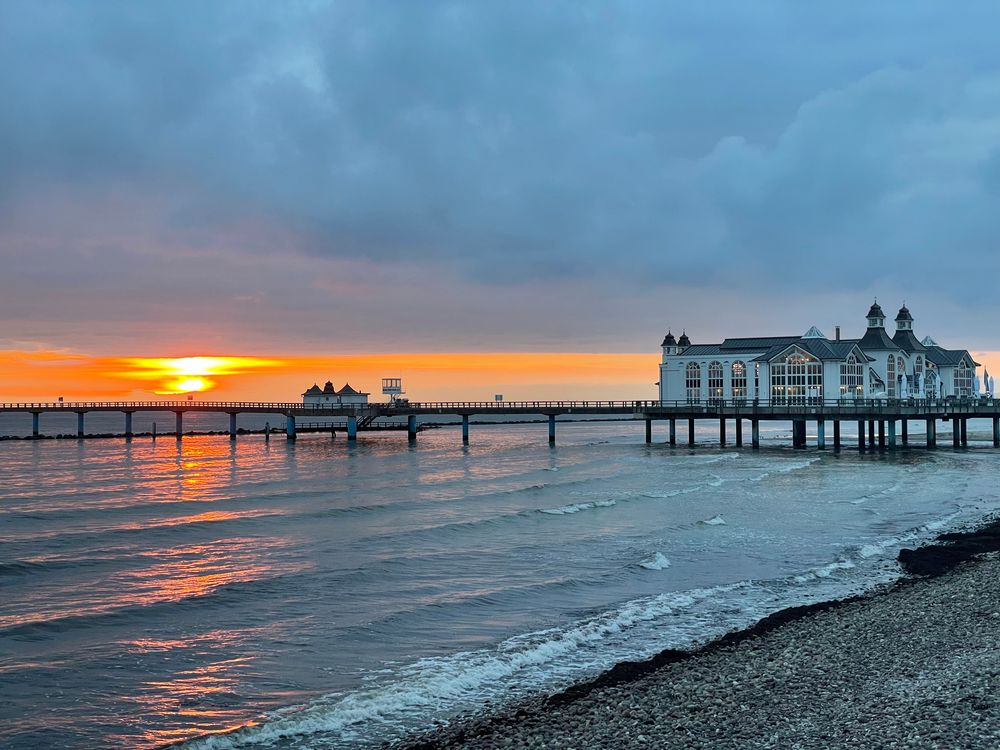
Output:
336 383 369 396
924 347 980 368
753 338 874 363
720 336 799 350
857 326 902 352
891 329 927 353
803 326 826 339
303 384 323 396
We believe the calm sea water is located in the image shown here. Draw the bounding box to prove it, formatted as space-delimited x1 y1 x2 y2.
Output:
2 414 999 749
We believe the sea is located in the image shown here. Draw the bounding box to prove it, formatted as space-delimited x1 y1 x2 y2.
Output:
1 411 999 749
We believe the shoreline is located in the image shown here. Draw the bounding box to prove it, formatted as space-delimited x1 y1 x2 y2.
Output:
390 516 1000 749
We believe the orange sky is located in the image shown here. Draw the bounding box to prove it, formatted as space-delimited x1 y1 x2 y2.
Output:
3 349 1000 403
0 351 663 402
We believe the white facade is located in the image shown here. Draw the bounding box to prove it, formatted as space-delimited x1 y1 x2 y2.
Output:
658 303 979 403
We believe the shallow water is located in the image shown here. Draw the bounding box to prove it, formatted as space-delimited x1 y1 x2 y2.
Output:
1 416 998 749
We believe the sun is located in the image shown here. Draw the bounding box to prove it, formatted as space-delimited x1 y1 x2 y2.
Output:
117 356 281 396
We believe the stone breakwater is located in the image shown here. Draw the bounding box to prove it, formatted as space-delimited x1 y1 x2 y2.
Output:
394 521 1000 750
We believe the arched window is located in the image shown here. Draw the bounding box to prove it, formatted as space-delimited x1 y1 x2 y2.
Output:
914 355 924 396
886 355 896 397
731 361 747 399
708 361 724 402
924 367 939 398
685 362 701 403
840 353 864 398
955 361 972 396
771 351 822 404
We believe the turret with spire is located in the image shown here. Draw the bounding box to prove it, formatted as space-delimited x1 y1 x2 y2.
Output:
891 303 926 353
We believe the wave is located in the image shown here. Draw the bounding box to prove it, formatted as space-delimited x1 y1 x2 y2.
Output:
748 457 821 482
698 514 726 526
638 552 671 570
539 500 617 515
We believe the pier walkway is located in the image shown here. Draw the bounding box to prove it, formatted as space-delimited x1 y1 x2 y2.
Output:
3 398 1000 449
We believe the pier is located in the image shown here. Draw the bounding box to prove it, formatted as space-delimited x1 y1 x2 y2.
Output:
3 398 1000 449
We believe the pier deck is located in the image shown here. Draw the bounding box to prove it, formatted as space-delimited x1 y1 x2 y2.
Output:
2 398 1000 449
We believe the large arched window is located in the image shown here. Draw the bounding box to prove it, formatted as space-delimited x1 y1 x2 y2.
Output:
840 354 864 398
731 361 747 399
708 361 724 402
955 361 972 396
771 351 822 404
886 355 896 398
685 362 701 403
914 355 924 395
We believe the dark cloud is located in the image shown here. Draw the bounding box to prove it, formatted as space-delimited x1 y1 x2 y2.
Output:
3 1 1000 350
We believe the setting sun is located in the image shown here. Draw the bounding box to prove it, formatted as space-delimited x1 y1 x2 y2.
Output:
115 356 283 395
172 377 210 393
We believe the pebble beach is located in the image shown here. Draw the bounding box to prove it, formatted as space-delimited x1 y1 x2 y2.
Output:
396 524 1000 750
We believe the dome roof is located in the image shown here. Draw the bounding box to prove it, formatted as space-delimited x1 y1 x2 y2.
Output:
322 380 336 394
895 304 913 322
661 330 677 346
678 332 691 347
867 301 885 319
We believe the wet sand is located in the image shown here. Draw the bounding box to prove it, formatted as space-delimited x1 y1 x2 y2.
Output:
394 519 1000 749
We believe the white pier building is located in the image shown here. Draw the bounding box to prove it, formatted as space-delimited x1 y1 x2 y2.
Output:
659 302 979 403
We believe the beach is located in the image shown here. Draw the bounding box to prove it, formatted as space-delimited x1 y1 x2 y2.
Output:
396 523 1000 750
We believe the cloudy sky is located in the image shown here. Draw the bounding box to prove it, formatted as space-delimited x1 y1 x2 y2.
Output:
2 2 1000 396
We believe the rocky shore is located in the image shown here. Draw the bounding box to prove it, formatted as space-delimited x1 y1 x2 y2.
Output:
394 520 1000 749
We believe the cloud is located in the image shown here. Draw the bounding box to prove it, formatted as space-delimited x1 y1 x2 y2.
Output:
4 2 1000 350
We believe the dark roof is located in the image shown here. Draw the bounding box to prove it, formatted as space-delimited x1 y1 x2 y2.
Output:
337 383 368 396
752 338 874 363
661 331 676 346
322 380 336 394
895 304 913 322
857 326 901 351
924 347 980 368
719 336 799 350
303 384 322 396
867 301 885 319
891 329 927 353
677 333 691 347
679 344 726 357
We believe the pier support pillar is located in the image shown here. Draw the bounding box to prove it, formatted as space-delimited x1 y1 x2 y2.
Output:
833 420 841 451
264 421 270 442
901 420 908 446
31 411 39 438
867 420 875 446
462 414 470 443
719 418 726 446
229 413 237 441
926 419 936 448
688 418 695 446
952 418 960 447
124 411 133 439
792 419 806 448
645 418 652 444
347 415 358 441
858 420 866 452
76 411 85 438
817 420 826 450
960 418 968 447
175 411 183 441
286 415 297 441
408 415 417 441
669 418 676 446
887 420 896 449
548 414 556 444
735 419 743 447
993 417 999 448
751 420 760 449
878 421 886 450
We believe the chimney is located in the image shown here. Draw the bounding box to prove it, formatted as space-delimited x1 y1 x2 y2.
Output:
835 326 841 341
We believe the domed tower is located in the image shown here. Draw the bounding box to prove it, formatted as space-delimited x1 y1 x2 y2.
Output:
894 304 913 332
677 331 691 353
866 300 886 329
661 330 678 360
